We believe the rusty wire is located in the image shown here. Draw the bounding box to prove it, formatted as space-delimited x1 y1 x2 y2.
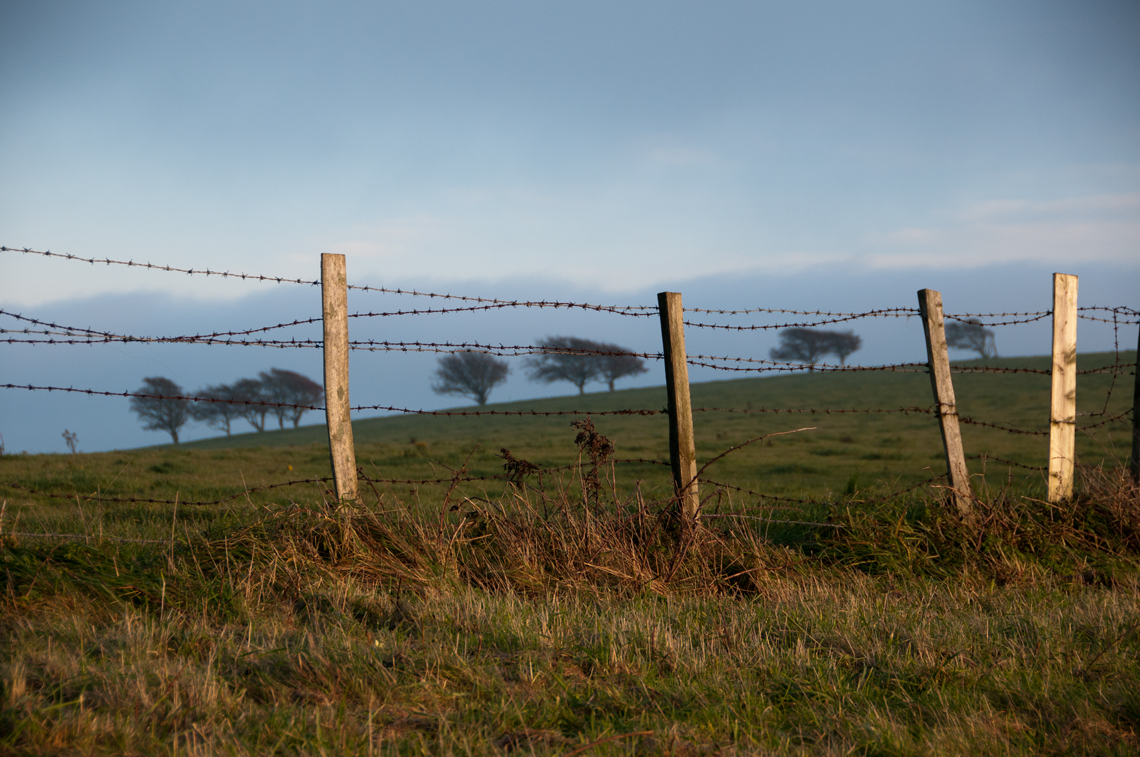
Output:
0 464 584 509
0 461 938 524
0 326 1084 376
347 403 664 417
680 308 1075 332
2 247 655 316
955 416 1048 436
943 312 1052 326
1 383 323 412
0 477 333 506
1077 305 1140 325
0 308 323 340
966 453 1045 472
0 383 666 417
345 283 656 313
15 380 1123 436
2 246 322 286
9 246 1136 326
691 405 937 416
5 326 1133 380
700 473 945 510
683 305 917 317
684 309 918 331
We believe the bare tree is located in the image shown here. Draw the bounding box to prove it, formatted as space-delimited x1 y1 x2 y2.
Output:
259 368 324 428
232 377 270 431
432 351 510 405
525 337 604 394
190 383 245 436
945 318 997 359
824 330 863 365
769 329 833 368
129 377 190 444
597 342 648 391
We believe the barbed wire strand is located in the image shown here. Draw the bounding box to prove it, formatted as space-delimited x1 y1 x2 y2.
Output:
8 246 1137 323
1 247 655 315
5 313 1131 378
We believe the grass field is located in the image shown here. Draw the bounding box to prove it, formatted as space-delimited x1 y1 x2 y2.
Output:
1 352 1138 755
3 352 1135 517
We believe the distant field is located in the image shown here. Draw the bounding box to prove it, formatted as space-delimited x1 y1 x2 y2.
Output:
0 352 1132 521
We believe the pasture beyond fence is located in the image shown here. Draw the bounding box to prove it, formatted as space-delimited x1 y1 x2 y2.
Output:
2 245 1138 543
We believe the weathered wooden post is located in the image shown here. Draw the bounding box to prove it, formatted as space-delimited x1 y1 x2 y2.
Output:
1049 273 1078 502
1131 322 1140 486
322 253 359 503
657 291 700 522
917 289 974 519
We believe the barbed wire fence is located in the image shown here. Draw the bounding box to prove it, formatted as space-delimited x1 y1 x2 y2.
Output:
1 246 1138 546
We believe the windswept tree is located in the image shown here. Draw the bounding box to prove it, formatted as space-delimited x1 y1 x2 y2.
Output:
525 336 604 395
946 318 997 359
597 342 648 391
233 377 270 431
129 377 190 444
432 351 510 405
770 328 863 368
259 368 324 428
190 383 246 436
824 330 863 365
769 329 833 368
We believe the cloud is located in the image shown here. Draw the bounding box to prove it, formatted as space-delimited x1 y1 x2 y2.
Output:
865 192 1140 269
326 216 454 260
961 193 1140 221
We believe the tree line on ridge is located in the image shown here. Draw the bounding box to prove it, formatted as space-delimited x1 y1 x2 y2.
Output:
127 321 996 443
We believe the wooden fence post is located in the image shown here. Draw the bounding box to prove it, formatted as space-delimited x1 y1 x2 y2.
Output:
322 253 359 503
917 289 974 519
1132 322 1140 486
657 291 700 521
1049 272 1078 502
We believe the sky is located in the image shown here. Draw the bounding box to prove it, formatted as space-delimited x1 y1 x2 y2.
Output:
2 1 1139 453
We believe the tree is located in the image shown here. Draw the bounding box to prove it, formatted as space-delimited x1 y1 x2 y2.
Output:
129 377 190 444
232 377 270 431
824 330 863 365
770 328 864 367
432 351 510 405
945 318 997 359
190 383 246 436
525 336 604 394
597 342 649 391
769 328 834 367
259 368 324 428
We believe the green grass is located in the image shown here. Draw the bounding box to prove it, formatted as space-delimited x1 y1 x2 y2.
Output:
1 351 1138 755
2 469 1139 756
1 352 1134 517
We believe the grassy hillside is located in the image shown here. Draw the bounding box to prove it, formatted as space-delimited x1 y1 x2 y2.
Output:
2 353 1138 755
2 352 1132 517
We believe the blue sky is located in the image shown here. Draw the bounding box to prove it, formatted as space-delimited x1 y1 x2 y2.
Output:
2 1 1138 452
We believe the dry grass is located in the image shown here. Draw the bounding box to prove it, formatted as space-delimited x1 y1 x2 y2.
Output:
2 438 1140 755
